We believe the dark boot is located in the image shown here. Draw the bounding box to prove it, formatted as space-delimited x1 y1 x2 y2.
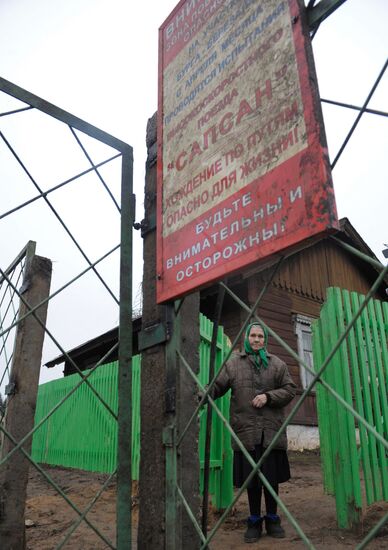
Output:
265 515 285 538
244 516 263 543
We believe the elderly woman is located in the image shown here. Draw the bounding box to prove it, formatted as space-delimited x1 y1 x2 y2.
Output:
211 322 296 543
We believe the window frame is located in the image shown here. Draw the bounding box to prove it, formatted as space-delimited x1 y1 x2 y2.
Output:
293 313 316 391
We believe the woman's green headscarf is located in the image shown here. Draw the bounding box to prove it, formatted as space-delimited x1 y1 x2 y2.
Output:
244 322 268 369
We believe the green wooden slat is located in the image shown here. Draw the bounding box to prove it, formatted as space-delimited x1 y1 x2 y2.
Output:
333 288 362 523
320 293 338 496
320 288 347 519
361 298 384 501
374 300 388 432
325 288 355 527
351 292 381 502
366 299 388 497
312 313 334 494
367 299 388 429
342 290 374 505
381 302 388 380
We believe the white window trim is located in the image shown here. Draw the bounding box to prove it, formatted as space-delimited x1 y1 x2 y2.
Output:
293 314 316 391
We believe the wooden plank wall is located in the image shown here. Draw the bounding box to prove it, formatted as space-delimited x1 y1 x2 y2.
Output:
271 240 376 300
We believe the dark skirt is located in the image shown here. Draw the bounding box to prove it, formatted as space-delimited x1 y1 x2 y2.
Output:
233 444 291 489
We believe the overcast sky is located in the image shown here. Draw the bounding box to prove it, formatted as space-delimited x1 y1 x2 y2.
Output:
0 0 387 383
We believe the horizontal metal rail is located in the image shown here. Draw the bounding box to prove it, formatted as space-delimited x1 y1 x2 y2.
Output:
0 77 131 154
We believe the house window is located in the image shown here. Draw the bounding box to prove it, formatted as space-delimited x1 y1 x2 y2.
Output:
294 314 316 390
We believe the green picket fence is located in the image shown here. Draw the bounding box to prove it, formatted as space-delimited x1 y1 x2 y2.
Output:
31 360 139 476
312 287 388 528
32 314 233 509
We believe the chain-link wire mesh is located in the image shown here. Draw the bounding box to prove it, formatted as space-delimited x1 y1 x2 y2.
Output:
0 78 134 549
175 247 388 548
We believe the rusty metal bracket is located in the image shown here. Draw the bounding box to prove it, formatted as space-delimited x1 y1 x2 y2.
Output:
133 212 156 237
138 322 168 351
138 305 174 351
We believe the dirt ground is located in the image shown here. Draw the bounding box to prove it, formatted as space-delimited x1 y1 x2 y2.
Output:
25 451 388 549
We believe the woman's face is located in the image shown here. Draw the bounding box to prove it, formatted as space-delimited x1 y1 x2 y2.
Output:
248 325 265 351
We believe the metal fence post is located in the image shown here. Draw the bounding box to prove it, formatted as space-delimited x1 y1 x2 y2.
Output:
117 148 134 550
0 254 52 549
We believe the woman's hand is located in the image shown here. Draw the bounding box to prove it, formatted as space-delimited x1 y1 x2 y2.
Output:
252 393 268 408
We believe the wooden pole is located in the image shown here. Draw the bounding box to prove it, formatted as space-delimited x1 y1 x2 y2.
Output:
138 113 200 548
0 254 52 549
138 113 167 549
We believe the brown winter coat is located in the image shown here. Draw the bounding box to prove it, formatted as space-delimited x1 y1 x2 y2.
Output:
211 351 297 451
